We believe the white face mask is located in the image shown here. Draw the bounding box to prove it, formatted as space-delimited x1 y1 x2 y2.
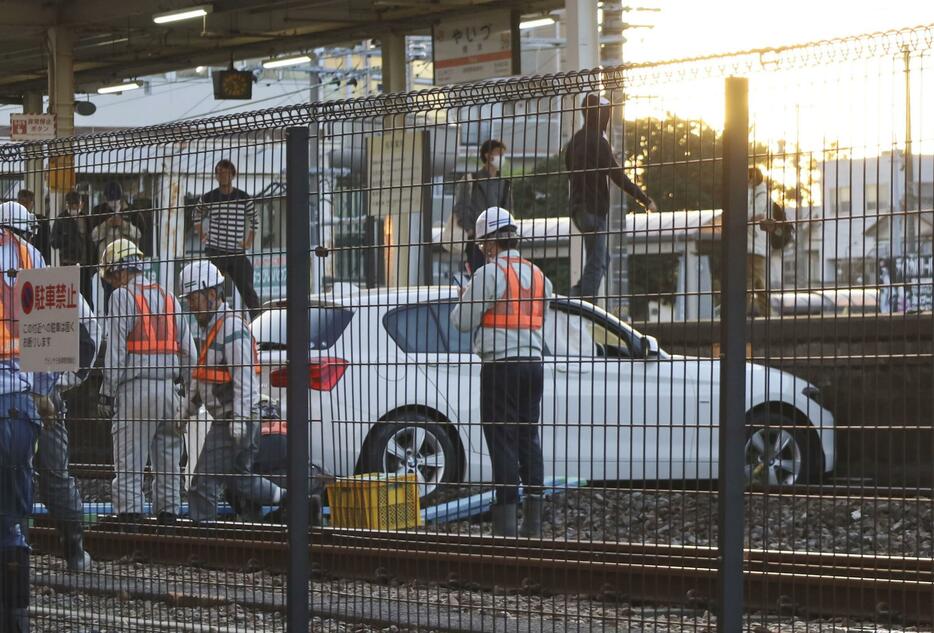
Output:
490 154 505 170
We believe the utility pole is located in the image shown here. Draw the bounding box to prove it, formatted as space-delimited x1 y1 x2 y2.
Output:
605 4 659 316
902 46 914 256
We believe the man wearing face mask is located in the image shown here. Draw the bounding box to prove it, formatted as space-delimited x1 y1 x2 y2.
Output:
92 183 141 313
453 139 515 274
566 94 657 298
451 207 552 538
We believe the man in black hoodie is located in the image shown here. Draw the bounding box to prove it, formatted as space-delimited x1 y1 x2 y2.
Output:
566 93 656 298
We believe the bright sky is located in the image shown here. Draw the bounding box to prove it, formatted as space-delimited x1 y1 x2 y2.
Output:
624 0 934 63
612 0 934 162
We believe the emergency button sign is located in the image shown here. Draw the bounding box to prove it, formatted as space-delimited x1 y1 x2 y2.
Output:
15 266 80 372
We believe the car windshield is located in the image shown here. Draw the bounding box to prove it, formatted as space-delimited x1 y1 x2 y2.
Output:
251 306 354 351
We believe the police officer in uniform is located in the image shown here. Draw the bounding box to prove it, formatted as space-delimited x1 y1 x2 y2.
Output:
177 261 283 522
451 207 552 537
97 239 197 524
0 201 52 632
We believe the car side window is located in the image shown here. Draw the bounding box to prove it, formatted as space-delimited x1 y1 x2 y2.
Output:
541 307 598 357
432 302 474 354
383 305 446 353
543 305 632 358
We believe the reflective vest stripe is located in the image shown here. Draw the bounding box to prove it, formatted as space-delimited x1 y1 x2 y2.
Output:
126 284 180 354
0 236 34 359
193 314 261 384
261 420 287 436
480 257 545 330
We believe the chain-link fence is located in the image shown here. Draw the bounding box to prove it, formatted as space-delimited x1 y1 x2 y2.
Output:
0 24 932 633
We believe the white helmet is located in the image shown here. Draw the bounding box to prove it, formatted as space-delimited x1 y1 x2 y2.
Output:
474 206 518 241
0 201 37 238
178 260 225 297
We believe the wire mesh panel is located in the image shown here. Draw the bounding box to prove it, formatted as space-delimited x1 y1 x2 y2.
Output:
0 23 931 633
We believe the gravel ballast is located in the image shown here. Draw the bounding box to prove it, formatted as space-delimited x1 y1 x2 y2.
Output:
29 553 931 633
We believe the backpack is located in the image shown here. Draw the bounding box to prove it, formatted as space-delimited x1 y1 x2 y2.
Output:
769 202 795 250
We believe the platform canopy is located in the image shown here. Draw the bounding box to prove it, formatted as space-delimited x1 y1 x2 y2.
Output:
0 0 559 101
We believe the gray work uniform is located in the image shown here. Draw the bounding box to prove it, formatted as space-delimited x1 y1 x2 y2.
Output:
450 250 553 362
188 304 280 521
103 274 197 515
451 250 553 505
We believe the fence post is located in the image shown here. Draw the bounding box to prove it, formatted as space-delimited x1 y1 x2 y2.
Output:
718 76 748 633
286 125 311 633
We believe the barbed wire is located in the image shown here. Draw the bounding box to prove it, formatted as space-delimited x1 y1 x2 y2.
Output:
624 23 934 86
2 23 934 162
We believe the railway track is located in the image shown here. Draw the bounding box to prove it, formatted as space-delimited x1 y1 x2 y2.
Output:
68 463 934 502
30 519 934 624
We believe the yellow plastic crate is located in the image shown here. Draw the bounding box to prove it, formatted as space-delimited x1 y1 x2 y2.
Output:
326 473 422 530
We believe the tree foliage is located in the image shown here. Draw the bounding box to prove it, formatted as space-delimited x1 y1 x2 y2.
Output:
511 114 785 217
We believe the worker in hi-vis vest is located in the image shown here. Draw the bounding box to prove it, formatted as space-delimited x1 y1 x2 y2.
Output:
450 207 553 538
177 260 283 522
0 201 53 633
97 239 197 526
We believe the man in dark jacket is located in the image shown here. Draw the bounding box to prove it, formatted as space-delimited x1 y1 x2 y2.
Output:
51 190 94 306
566 94 657 298
454 139 514 274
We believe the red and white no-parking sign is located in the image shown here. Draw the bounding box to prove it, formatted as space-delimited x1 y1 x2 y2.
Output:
15 266 80 372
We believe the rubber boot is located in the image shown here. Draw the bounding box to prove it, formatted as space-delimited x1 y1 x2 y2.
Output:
491 503 517 537
0 608 29 633
63 524 92 572
519 495 544 538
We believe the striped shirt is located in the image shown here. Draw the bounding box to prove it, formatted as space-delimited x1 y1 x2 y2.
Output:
195 187 257 253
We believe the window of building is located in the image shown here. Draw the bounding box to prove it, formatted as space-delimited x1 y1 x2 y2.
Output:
919 183 934 211
865 183 891 212
828 186 851 215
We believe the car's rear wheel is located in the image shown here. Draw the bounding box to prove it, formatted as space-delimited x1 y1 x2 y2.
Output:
745 410 822 487
361 411 460 503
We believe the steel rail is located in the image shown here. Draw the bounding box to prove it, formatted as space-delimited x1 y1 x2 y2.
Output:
29 521 934 624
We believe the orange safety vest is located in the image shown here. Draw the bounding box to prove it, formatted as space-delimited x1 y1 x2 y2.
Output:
0 235 34 359
192 314 260 384
126 283 181 355
261 420 287 436
480 256 545 330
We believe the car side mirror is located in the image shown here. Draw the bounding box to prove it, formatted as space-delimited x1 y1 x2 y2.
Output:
643 335 660 359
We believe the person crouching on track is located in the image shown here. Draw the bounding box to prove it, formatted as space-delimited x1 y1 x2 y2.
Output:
450 207 552 537
97 239 197 527
178 261 283 522
0 201 52 633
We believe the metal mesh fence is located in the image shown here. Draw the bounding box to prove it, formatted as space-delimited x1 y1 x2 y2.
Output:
0 23 932 633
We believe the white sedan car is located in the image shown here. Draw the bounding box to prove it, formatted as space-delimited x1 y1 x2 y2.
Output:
252 286 834 499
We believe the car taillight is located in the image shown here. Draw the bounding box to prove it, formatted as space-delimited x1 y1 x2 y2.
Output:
269 357 349 391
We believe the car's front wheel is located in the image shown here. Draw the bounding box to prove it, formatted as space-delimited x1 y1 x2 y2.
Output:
745 411 822 487
361 412 460 503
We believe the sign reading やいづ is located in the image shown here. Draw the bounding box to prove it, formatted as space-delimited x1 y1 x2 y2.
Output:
432 10 513 85
15 266 80 372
